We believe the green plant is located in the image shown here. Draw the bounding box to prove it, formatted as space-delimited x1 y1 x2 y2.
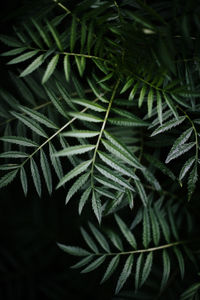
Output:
0 0 200 299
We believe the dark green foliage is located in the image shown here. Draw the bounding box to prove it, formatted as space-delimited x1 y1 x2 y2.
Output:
0 0 200 299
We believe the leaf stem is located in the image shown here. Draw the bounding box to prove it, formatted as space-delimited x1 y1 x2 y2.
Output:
95 238 200 257
0 89 93 127
18 97 99 169
62 51 108 62
52 0 72 15
90 79 120 183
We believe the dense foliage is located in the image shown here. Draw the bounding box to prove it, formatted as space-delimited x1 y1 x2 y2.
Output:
0 0 200 299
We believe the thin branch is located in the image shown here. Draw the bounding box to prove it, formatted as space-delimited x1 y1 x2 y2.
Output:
52 0 72 15
61 51 108 62
17 97 99 169
95 238 200 257
0 89 93 128
90 78 120 182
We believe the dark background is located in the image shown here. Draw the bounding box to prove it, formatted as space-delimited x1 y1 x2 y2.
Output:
0 1 111 299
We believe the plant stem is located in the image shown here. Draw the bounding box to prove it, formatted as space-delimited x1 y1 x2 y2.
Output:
62 51 108 62
94 238 200 257
0 89 93 127
90 79 120 183
52 0 71 15
18 97 99 169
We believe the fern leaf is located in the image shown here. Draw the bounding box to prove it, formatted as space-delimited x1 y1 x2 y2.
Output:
49 142 63 180
40 149 52 195
31 18 52 47
155 208 170 243
69 112 103 122
138 85 147 107
18 105 58 129
9 73 35 105
134 180 148 206
63 54 70 82
144 153 175 180
54 144 95 157
101 255 120 284
108 117 148 127
0 169 18 188
80 227 99 253
150 116 186 136
1 47 26 56
81 255 106 273
188 164 198 200
71 99 106 112
147 88 154 117
165 128 193 163
62 130 99 138
142 168 161 191
80 20 87 51
166 142 195 164
23 23 43 48
87 78 109 103
0 164 19 171
75 56 86 77
66 172 90 204
87 22 94 55
0 151 28 158
156 90 163 124
173 247 185 279
149 207 160 246
160 250 171 291
88 222 110 252
70 16 77 52
163 93 179 119
45 87 67 118
140 252 153 287
180 283 200 300
57 244 91 256
92 190 102 224
179 156 195 181
128 82 139 100
102 139 139 168
95 187 115 200
78 186 92 215
92 59 108 74
135 253 143 290
120 78 134 94
95 164 135 191
127 189 134 209
42 54 59 84
20 54 45 77
71 256 94 269
0 34 22 47
167 206 179 240
11 111 47 138
94 175 123 191
115 254 133 294
7 50 39 65
102 133 142 169
20 167 28 196
111 108 142 120
143 208 151 248
46 20 63 51
98 151 138 180
57 159 92 188
30 158 41 197
114 214 137 249
106 229 124 251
